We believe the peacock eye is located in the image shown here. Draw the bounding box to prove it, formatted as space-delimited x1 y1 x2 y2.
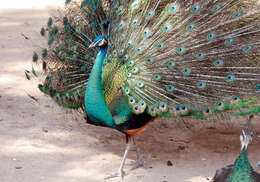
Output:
98 40 102 45
98 39 107 47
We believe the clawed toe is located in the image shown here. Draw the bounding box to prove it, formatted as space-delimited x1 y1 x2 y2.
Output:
129 158 144 170
104 170 126 180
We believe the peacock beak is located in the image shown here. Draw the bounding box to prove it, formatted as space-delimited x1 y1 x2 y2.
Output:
89 42 97 48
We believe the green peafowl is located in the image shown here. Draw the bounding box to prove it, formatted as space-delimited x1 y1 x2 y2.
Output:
27 0 260 179
212 115 260 182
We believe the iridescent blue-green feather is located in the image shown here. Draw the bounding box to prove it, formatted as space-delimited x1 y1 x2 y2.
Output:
29 0 260 120
105 0 260 119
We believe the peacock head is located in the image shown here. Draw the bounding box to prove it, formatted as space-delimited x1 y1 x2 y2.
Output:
89 35 108 49
240 115 254 151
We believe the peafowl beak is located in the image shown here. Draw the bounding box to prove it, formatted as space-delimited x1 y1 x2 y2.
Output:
88 39 107 48
89 42 97 48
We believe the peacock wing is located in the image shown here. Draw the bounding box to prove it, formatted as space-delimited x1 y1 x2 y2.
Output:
102 60 127 105
105 0 260 118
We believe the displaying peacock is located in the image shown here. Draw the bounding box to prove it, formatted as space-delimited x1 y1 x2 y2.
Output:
27 0 260 179
212 115 260 182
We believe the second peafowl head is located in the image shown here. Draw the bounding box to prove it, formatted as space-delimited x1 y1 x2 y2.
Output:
240 115 254 151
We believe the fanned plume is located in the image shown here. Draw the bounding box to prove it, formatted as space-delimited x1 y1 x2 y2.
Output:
107 0 260 118
28 0 260 119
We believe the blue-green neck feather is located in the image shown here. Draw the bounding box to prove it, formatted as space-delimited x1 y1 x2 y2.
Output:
227 149 253 182
84 46 116 128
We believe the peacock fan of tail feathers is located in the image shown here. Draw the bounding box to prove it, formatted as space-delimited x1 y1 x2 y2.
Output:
27 0 260 121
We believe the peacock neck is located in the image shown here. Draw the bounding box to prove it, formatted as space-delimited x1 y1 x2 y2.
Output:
228 149 253 182
84 46 115 128
87 46 108 89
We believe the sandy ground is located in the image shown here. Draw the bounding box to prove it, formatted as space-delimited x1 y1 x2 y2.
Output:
0 2 260 182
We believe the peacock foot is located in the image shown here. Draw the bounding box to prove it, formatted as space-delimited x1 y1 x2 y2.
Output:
128 146 144 170
129 157 144 170
105 140 131 181
104 169 126 180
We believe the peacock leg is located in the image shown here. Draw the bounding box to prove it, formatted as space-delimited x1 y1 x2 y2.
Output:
104 135 131 180
129 136 144 170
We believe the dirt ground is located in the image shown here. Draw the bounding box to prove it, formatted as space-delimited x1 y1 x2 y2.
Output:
0 2 260 182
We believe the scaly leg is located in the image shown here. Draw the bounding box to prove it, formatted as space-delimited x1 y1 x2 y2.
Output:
129 137 144 170
105 135 131 181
